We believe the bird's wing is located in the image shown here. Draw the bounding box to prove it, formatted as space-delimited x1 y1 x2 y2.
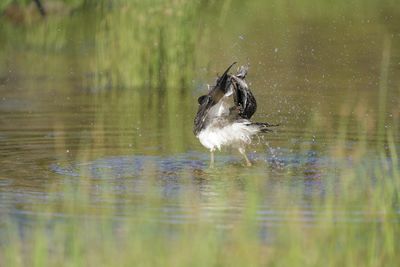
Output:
193 63 236 135
194 95 213 135
235 65 248 79
231 66 257 119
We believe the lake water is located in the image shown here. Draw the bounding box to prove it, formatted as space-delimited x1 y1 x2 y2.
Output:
0 1 399 229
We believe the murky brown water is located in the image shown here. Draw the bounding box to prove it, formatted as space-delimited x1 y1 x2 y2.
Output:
0 2 400 226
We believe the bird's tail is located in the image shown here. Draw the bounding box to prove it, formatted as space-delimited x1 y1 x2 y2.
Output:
251 122 279 133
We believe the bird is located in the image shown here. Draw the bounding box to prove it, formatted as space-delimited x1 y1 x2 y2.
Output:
194 62 277 167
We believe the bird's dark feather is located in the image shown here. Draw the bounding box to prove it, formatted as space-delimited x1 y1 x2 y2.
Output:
251 122 280 132
193 63 236 135
197 95 208 104
231 71 257 119
194 63 275 135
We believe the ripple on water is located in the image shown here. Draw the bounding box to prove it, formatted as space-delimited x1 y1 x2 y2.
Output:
49 148 338 179
37 148 399 226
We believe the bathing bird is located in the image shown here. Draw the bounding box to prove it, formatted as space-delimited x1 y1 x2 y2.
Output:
194 62 277 167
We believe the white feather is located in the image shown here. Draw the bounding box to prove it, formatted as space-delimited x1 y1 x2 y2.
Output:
207 85 234 117
197 120 260 151
196 83 261 152
231 75 248 89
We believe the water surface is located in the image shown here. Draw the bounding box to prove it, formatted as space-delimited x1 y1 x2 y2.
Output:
0 1 399 228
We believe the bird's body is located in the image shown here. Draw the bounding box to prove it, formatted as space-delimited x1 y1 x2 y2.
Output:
194 63 276 166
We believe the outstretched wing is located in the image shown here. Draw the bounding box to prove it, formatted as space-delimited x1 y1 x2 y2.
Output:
193 63 236 135
193 94 213 135
231 66 257 119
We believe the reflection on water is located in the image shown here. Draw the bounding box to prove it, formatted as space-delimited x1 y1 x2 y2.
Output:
0 0 400 229
1 146 391 226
